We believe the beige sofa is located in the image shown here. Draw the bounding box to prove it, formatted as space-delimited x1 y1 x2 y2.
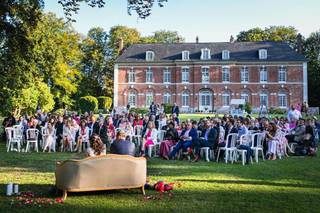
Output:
55 154 147 200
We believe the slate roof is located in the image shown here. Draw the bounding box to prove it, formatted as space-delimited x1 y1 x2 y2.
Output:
115 41 307 63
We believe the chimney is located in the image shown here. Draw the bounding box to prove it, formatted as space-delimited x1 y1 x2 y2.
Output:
118 37 124 51
229 35 235 43
196 36 199 43
296 33 303 54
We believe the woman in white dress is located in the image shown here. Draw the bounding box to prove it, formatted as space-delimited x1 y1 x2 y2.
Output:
62 120 74 152
43 122 55 153
86 134 106 157
74 120 90 153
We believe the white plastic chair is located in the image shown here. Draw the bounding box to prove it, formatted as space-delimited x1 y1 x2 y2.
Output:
234 134 253 166
132 125 143 148
251 133 265 163
5 127 16 152
13 125 24 145
25 129 40 152
216 133 238 163
200 147 212 162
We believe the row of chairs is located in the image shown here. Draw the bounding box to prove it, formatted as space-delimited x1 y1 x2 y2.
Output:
6 126 40 152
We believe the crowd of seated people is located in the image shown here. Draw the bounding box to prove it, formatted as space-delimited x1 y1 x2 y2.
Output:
2 103 319 164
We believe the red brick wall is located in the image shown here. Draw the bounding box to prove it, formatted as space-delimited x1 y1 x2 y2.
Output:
116 64 304 111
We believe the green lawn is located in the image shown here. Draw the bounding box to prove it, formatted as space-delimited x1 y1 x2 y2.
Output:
1 143 320 212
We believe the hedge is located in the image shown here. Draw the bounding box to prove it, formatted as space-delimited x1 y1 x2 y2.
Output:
129 107 149 115
78 96 98 113
97 96 112 110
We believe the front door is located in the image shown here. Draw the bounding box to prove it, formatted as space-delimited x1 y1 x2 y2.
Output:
199 90 213 112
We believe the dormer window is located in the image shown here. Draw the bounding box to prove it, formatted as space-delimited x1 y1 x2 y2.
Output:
182 51 190 60
146 51 155 61
222 50 230 60
201 48 211 60
259 49 268 60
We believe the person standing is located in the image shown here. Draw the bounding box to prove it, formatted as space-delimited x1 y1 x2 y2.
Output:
149 102 157 115
172 103 180 117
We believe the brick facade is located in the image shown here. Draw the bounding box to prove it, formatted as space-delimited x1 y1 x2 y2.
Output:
114 42 307 112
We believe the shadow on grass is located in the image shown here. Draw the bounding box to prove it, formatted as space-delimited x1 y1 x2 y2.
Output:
175 179 320 189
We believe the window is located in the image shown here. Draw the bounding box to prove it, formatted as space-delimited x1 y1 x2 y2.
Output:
259 49 268 60
278 66 287 82
128 91 137 107
146 67 153 83
181 67 189 83
241 66 249 83
241 91 250 103
278 92 287 108
146 92 153 106
182 91 189 107
128 67 135 83
201 67 210 83
222 66 230 82
182 51 190 60
222 91 230 106
163 68 171 83
201 48 211 60
163 92 171 104
146 51 155 61
200 91 211 106
260 66 267 83
222 50 230 60
260 92 268 107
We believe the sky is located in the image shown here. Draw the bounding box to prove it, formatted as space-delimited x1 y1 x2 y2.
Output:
44 0 320 42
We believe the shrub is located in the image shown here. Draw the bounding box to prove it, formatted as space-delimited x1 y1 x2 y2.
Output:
97 96 112 110
244 102 252 114
78 96 98 113
130 107 149 115
163 104 174 114
269 107 287 115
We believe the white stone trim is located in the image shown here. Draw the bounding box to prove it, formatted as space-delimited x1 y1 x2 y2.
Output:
119 82 303 85
303 62 308 102
113 64 119 107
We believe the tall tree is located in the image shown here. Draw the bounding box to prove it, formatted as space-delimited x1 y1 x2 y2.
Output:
304 31 320 107
78 27 109 97
141 30 185 43
236 26 299 47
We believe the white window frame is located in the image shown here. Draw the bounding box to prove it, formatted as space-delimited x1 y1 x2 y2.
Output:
182 91 190 107
128 91 137 107
182 50 190 61
146 51 155 61
128 67 135 83
241 66 249 83
163 67 171 84
241 92 250 103
278 65 287 83
259 66 268 83
222 50 230 60
222 92 230 106
201 66 210 83
260 92 268 107
278 92 287 108
259 49 268 60
146 92 154 106
146 67 153 83
181 67 189 83
163 92 171 104
222 66 230 83
201 48 211 60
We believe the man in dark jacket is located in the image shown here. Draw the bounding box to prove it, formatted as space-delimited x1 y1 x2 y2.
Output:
172 103 180 117
193 119 218 161
110 130 135 156
169 121 198 159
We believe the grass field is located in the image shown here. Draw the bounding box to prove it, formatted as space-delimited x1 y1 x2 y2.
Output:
1 143 320 212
